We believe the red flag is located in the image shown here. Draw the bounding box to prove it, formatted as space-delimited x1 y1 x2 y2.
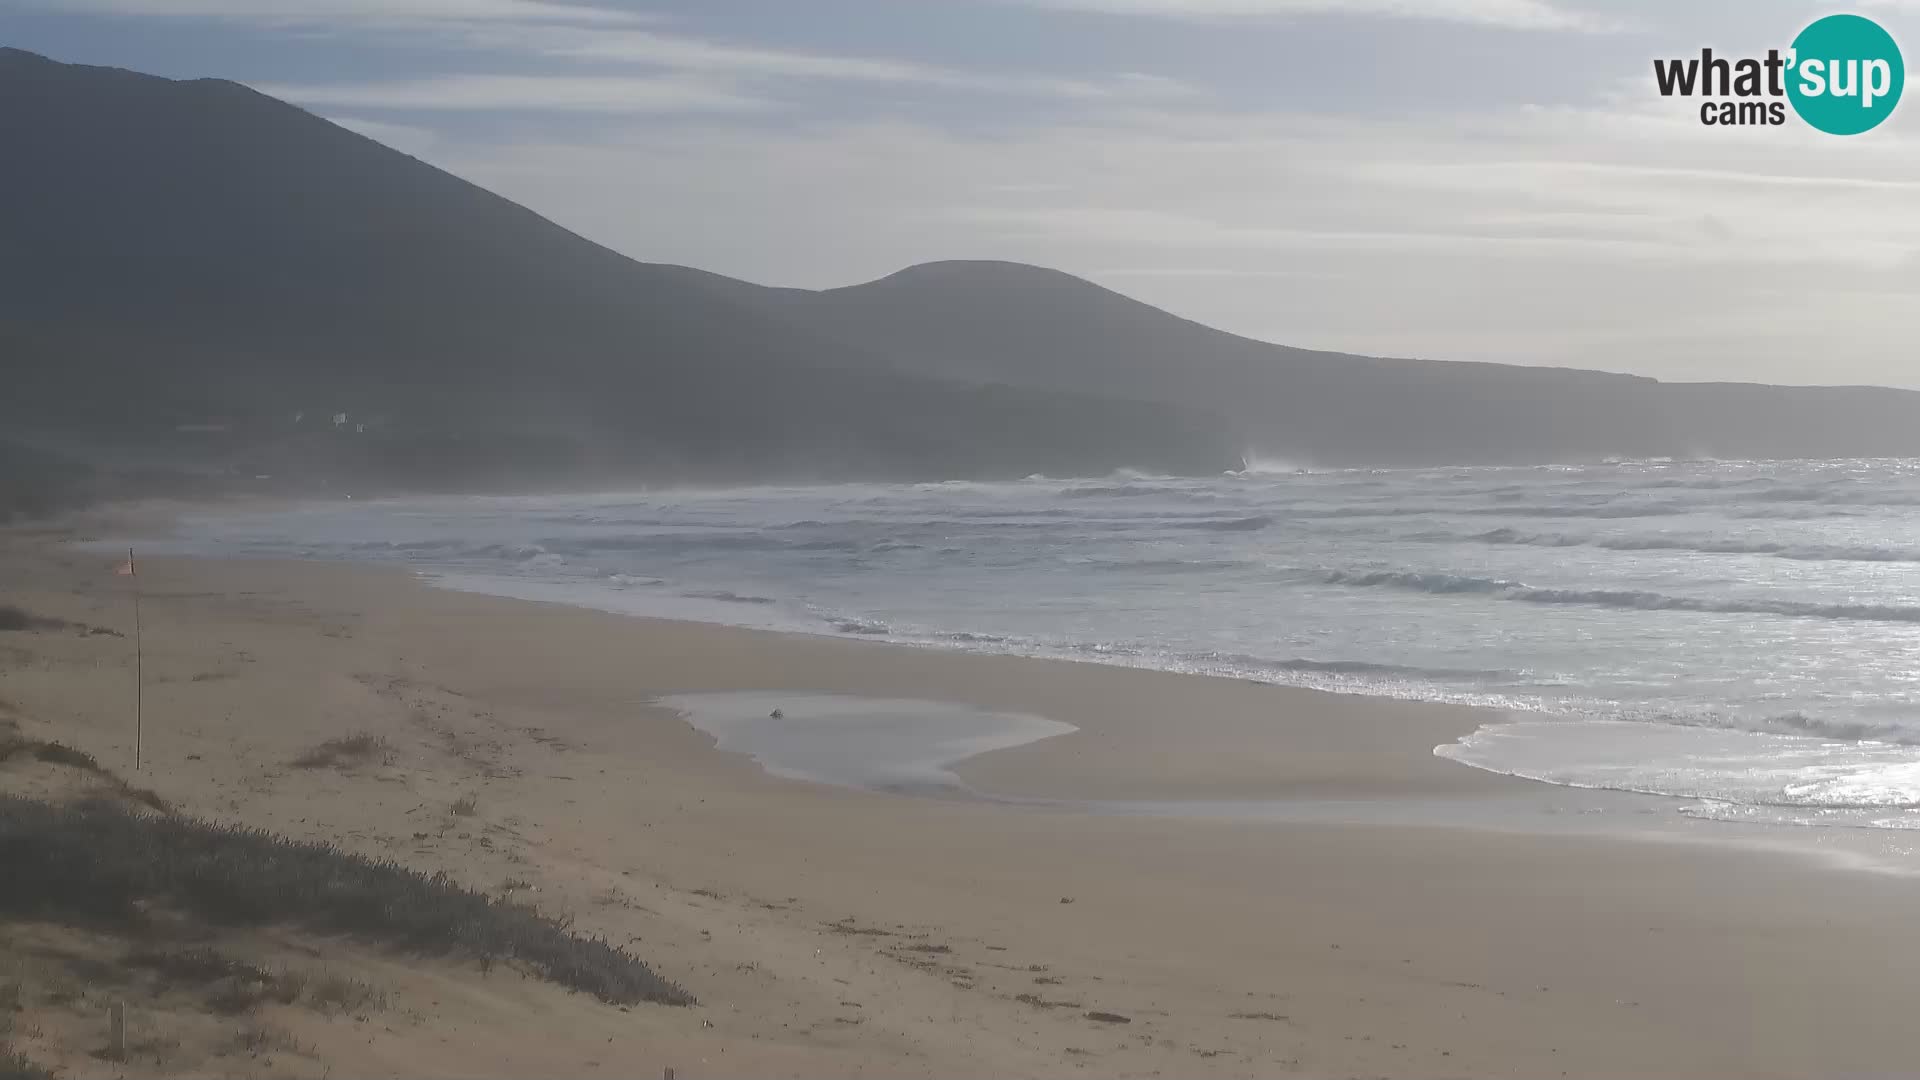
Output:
114 549 136 577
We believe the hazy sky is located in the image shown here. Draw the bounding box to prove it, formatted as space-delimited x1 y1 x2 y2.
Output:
7 0 1920 386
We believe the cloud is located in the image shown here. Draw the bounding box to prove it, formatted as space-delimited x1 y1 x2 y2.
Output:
259 57 1193 114
432 102 1920 279
1094 265 1355 278
402 94 1920 385
373 23 1203 103
493 25 959 83
57 0 1198 109
1004 0 1617 31
28 0 642 24
262 73 767 112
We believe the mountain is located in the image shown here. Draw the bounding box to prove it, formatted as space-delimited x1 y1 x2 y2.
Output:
8 46 1920 502
773 261 1920 466
0 47 1233 492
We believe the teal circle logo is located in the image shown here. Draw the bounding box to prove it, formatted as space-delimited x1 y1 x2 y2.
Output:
1787 13 1904 135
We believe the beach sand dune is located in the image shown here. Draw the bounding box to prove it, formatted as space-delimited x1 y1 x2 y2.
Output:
4 524 1918 1077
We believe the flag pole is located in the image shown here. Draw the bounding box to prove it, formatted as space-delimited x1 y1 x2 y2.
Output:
129 547 142 771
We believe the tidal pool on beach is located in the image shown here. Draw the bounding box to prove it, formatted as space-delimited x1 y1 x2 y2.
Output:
659 691 1076 796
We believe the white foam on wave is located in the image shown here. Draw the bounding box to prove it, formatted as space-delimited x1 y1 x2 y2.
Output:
1467 527 1920 563
1326 569 1920 624
1438 719 1920 829
1233 453 1313 475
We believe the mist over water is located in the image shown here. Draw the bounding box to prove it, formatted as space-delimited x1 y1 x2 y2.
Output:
165 458 1920 828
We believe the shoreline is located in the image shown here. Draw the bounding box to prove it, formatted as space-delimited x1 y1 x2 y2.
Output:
106 494 1920 836
324 566 1920 847
74 507 1515 794
65 516 1920 856
67 501 1526 804
72 494 1566 739
12 523 1920 1075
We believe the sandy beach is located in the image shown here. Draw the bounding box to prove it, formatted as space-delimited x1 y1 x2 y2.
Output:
7 517 1920 1078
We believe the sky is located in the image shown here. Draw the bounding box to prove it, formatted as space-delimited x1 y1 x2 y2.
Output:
5 0 1919 387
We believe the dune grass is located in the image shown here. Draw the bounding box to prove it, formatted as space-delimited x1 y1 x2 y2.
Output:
0 605 63 633
0 795 690 1007
26 742 98 770
124 946 388 1017
0 604 116 637
290 733 393 770
0 736 168 813
0 1044 55 1080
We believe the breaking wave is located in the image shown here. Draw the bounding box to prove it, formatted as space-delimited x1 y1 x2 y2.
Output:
1247 656 1508 680
1174 515 1273 532
1325 570 1920 624
1680 710 1920 746
1462 503 1690 518
681 589 778 605
1075 557 1257 573
543 533 860 555
1748 486 1920 506
1060 483 1222 502
1469 528 1920 563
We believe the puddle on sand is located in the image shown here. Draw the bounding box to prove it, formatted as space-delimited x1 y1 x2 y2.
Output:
658 691 1075 796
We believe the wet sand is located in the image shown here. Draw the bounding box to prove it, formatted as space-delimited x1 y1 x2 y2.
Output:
6 521 1920 1077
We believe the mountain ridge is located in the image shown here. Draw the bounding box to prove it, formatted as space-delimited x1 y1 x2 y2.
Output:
8 44 1920 494
765 257 1920 464
0 47 1235 490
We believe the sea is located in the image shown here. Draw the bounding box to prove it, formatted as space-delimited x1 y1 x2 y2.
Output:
151 458 1920 832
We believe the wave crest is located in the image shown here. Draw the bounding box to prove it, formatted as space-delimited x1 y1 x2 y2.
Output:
1325 570 1920 623
681 589 778 605
1468 529 1920 563
1176 515 1273 532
